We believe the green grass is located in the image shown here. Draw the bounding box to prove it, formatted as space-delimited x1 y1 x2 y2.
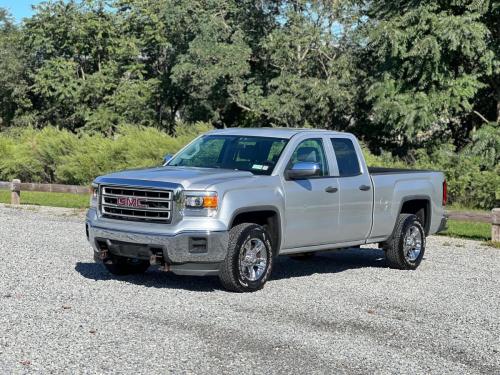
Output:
0 190 89 209
439 219 491 241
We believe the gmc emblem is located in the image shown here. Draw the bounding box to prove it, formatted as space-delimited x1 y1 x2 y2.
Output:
117 197 146 208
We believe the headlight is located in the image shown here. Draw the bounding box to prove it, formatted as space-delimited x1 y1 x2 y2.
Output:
90 183 99 208
183 191 218 216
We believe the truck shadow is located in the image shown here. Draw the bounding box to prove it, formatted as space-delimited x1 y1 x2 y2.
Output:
74 247 387 292
74 262 223 292
273 247 387 281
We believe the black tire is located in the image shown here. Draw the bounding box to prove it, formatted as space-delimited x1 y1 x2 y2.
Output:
218 223 274 292
385 214 426 270
103 255 150 275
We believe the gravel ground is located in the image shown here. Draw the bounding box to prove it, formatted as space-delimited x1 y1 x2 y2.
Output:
0 205 499 374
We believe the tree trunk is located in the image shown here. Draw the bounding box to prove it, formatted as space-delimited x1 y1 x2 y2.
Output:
495 83 500 124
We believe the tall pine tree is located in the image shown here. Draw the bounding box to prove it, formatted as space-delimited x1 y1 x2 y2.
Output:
362 0 497 153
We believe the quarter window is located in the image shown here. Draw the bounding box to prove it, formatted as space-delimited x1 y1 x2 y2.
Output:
330 138 361 176
288 138 329 177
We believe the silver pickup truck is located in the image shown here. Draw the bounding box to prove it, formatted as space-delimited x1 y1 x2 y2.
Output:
86 128 447 292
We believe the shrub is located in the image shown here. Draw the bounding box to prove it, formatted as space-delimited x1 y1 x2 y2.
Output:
0 128 45 183
406 144 498 210
362 142 500 210
0 123 211 185
55 122 211 184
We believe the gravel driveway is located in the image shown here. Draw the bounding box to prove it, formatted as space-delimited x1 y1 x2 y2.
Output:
0 205 499 374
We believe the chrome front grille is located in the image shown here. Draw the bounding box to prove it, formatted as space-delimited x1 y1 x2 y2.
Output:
100 186 173 223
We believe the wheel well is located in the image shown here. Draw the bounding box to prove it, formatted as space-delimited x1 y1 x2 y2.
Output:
231 210 280 255
400 199 430 234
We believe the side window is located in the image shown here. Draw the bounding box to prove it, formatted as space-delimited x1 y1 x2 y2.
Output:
330 138 361 177
288 138 329 177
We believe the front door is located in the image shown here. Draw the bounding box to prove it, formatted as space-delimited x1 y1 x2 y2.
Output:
282 137 340 249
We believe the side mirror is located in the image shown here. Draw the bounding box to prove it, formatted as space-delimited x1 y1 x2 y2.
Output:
286 162 321 180
163 154 173 166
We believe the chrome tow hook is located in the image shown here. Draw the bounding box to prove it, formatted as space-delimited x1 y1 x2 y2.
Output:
98 249 108 260
150 250 165 266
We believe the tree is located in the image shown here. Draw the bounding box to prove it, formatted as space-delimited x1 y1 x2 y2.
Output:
480 1 499 123
171 2 253 128
361 0 497 153
0 9 30 129
117 0 276 130
236 0 363 129
0 0 497 148
21 0 154 133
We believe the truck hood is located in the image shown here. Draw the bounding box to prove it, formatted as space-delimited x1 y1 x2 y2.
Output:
94 166 255 190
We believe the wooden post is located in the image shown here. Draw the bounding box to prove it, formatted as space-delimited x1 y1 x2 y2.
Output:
492 208 500 243
10 179 21 205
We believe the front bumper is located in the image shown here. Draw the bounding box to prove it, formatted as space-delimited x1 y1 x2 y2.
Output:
86 210 229 275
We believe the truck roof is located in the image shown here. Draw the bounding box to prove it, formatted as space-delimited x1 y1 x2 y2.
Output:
206 127 346 139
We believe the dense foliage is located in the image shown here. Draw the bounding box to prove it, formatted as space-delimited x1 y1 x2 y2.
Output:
0 1 498 208
0 122 211 184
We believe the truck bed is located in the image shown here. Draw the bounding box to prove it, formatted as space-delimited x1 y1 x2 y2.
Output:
367 167 445 240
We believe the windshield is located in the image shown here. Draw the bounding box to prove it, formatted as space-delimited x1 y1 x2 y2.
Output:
168 135 288 175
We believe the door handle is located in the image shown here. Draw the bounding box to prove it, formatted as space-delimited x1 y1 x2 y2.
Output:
325 186 338 193
359 184 371 191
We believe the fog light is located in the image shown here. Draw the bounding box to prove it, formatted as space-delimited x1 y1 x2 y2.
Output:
189 237 208 253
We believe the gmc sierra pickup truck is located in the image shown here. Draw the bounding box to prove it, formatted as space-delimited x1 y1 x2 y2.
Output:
86 128 447 292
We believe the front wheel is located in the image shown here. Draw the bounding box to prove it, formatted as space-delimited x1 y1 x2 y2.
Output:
218 223 274 292
384 214 426 270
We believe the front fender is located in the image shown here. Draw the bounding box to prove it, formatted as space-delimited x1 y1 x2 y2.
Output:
216 182 285 248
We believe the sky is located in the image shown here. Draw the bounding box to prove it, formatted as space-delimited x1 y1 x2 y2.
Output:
0 0 44 21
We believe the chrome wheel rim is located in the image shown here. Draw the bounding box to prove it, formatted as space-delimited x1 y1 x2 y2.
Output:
404 225 422 262
239 238 268 282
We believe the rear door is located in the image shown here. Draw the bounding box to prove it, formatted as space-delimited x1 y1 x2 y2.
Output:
281 136 340 249
328 136 372 243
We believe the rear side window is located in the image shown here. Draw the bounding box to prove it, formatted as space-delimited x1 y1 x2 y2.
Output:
330 138 361 177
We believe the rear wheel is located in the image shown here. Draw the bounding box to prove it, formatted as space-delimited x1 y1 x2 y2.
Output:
103 255 150 275
219 223 273 292
385 214 426 270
